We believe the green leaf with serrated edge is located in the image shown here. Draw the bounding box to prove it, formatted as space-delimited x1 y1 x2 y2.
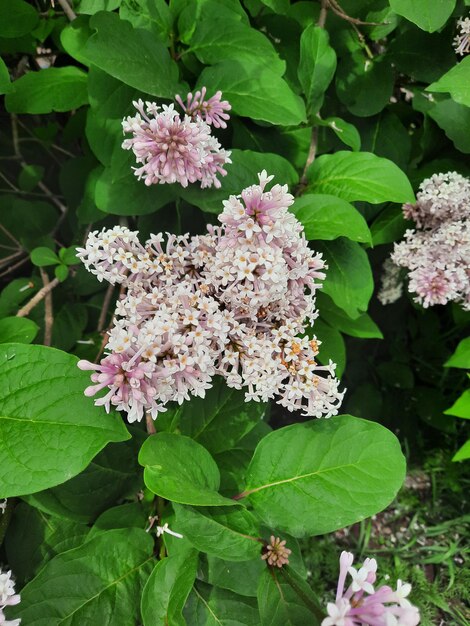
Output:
306 151 415 204
197 59 306 126
319 116 361 151
298 25 336 116
187 17 285 74
174 504 261 561
316 293 383 339
311 318 346 378
139 433 237 507
81 11 181 98
180 150 298 214
5 503 89 585
184 583 260 626
0 0 38 38
8 529 154 625
241 416 406 537
0 344 129 498
453 439 470 462
258 568 322 626
5 67 88 114
0 317 38 344
370 204 408 245
141 547 198 626
389 0 456 32
444 390 470 419
160 377 266 454
316 239 373 318
24 431 145 523
292 194 370 243
445 338 470 369
89 503 147 539
428 56 470 108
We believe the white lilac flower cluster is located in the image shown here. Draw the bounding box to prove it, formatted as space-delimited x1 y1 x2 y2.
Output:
389 172 470 309
77 172 344 423
454 15 470 55
0 570 20 626
322 552 420 626
122 88 231 189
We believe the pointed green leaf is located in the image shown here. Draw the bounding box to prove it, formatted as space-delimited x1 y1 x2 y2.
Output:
298 25 337 116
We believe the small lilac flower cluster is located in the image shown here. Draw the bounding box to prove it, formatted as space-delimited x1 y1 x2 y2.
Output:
390 172 470 309
454 15 470 55
0 570 20 626
77 172 344 423
322 552 420 626
121 88 231 189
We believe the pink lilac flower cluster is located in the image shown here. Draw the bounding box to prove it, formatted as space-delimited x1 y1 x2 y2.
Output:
122 89 231 189
454 15 470 55
322 551 420 626
390 172 470 309
0 569 21 626
76 172 344 423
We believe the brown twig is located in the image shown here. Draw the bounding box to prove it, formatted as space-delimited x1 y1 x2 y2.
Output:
16 275 60 318
97 284 116 332
146 413 156 435
0 255 29 279
56 0 76 20
318 0 329 27
327 0 382 26
40 268 54 346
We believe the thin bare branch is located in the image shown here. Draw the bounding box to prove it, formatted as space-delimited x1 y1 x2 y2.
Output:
56 0 76 20
40 268 54 346
97 284 116 332
16 275 60 318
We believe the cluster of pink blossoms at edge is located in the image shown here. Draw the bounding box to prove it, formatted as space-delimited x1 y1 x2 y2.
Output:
0 569 20 626
323 552 420 626
380 172 470 310
76 171 344 423
122 88 231 188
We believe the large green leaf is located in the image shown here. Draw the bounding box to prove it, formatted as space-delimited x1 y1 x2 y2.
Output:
427 97 470 154
316 239 374 318
312 319 346 378
184 583 260 626
445 337 470 369
453 439 470 462
0 0 38 38
139 433 237 506
316 293 383 339
370 204 408 245
5 67 88 114
174 504 261 561
445 389 470 419
298 25 336 116
241 416 406 537
8 529 154 625
292 194 370 243
197 59 306 126
428 56 470 108
202 556 264 598
0 344 129 498
0 317 38 344
306 151 415 204
389 0 456 32
141 547 198 626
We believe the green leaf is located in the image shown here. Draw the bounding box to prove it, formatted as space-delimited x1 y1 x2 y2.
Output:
59 247 79 266
0 197 57 253
30 246 60 267
292 194 371 243
316 239 373 318
119 0 173 44
174 504 261 561
312 318 346 378
51 303 87 351
358 112 411 172
445 389 470 419
316 293 383 339
197 59 306 126
298 25 337 116
428 56 470 108
370 204 408 245
445 337 470 369
241 415 406 537
0 344 129 498
181 149 298 213
8 529 154 625
258 568 321 626
0 317 38 344
184 583 260 626
319 116 361 151
453 439 470 462
4 503 88 585
5 67 88 114
0 0 38 38
202 556 264 597
77 0 121 13
141 547 198 626
427 97 470 154
0 57 12 94
161 378 266 454
89 503 147 538
18 164 44 191
81 11 180 98
54 264 69 282
307 151 415 204
389 0 456 32
187 17 285 74
139 433 237 506
25 433 144 523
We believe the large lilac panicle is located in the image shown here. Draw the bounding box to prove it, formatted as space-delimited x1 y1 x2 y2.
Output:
323 551 420 626
121 99 231 188
0 569 21 626
175 87 231 128
77 172 344 422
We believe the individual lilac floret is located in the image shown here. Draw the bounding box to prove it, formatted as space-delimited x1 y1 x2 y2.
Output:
322 551 420 626
122 99 231 188
176 87 231 128
454 15 470 55
0 569 21 626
